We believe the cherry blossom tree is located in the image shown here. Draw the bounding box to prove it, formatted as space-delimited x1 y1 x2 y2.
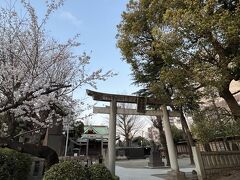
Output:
0 0 114 167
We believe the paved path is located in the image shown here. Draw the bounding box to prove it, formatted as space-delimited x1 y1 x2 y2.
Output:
116 166 166 180
115 158 195 180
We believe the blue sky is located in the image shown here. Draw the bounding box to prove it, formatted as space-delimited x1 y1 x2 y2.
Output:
43 0 139 96
44 0 140 125
0 0 150 127
2 0 138 95
43 0 141 124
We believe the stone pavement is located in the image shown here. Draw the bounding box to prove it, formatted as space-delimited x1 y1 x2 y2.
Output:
115 158 195 180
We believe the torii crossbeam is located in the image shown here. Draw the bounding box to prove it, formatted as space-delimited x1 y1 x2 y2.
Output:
86 89 185 179
93 106 180 117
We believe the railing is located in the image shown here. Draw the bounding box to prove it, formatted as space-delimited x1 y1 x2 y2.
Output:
192 147 240 180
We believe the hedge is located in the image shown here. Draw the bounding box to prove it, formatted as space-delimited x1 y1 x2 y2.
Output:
0 148 31 180
44 161 116 180
44 160 88 180
88 164 114 180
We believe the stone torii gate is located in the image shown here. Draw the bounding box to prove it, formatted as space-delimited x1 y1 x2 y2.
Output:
86 89 185 179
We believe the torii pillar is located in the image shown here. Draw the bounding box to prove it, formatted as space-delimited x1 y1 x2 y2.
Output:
87 89 185 179
109 98 117 174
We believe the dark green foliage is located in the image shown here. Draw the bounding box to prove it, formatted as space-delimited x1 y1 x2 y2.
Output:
0 148 31 180
44 161 88 180
132 136 150 146
44 161 115 180
117 0 202 110
73 121 84 139
170 125 184 143
191 107 240 143
117 0 240 117
88 164 114 180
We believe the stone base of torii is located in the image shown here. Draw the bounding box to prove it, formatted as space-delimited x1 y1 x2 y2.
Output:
87 89 186 180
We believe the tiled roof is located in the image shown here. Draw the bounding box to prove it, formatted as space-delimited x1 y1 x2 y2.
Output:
84 125 108 135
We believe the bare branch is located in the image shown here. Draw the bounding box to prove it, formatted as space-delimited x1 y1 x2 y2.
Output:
13 126 46 139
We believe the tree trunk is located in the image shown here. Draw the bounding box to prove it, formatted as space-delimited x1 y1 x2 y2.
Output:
186 138 194 165
219 87 240 119
125 137 131 147
0 138 59 168
204 143 212 152
155 116 170 166
179 110 194 146
179 110 195 164
181 125 194 165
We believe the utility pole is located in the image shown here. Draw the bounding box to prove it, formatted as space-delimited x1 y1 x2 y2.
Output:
64 119 69 157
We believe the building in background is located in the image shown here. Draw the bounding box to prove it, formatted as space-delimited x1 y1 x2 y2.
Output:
76 125 108 157
43 124 65 156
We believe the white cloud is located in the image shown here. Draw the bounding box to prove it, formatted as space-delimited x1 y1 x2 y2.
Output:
60 11 82 26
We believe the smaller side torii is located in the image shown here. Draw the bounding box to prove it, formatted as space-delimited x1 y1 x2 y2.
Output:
87 89 185 179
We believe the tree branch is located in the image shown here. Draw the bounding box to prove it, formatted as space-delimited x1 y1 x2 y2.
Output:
13 126 46 139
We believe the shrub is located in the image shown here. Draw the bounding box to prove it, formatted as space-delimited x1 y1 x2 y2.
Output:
88 164 114 180
44 160 88 180
0 148 31 180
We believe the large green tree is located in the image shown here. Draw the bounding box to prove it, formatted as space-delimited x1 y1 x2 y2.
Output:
117 0 240 118
117 0 201 110
163 0 240 118
117 0 197 165
117 0 240 164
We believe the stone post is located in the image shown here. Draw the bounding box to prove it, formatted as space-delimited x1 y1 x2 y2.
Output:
64 123 69 157
86 139 89 156
101 136 103 156
192 146 205 180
